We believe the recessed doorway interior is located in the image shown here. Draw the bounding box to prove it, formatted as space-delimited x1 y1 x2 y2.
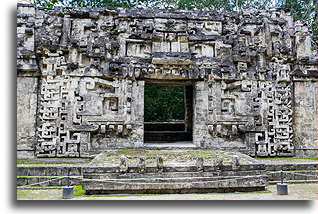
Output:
144 81 193 145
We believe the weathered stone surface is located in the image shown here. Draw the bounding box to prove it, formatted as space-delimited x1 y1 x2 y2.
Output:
17 176 82 187
138 156 146 174
196 156 204 172
16 4 318 158
82 175 268 194
231 155 240 170
17 166 82 176
17 77 38 158
293 81 318 157
16 159 316 188
81 149 268 194
156 156 164 173
119 155 128 174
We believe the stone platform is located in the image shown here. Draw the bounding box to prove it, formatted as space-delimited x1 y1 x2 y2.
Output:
82 149 268 194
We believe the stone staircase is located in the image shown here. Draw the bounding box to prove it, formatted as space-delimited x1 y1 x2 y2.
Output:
17 165 83 189
16 155 317 192
265 163 318 184
81 149 269 194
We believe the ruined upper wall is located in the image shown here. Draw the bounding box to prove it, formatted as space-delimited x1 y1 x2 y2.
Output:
17 4 318 158
17 4 317 80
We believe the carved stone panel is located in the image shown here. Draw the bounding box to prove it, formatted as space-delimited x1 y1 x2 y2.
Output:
17 5 318 158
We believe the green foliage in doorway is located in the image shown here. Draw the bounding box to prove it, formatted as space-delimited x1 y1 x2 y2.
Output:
144 85 185 122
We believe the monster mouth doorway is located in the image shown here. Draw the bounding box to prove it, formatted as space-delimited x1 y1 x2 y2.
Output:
144 81 193 144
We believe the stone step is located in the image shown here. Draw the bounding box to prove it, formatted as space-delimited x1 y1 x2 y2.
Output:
83 170 265 179
84 176 261 183
82 175 268 194
269 180 318 184
267 170 318 181
17 176 82 187
83 175 269 184
83 164 266 174
17 166 83 176
265 163 318 171
16 169 317 187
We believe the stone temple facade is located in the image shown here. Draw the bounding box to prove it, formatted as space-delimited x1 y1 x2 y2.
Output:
17 4 317 159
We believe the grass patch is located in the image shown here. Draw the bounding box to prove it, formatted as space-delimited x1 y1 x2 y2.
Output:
74 186 85 197
17 158 91 165
86 193 161 198
187 150 244 163
201 190 271 195
106 149 147 153
17 189 38 200
17 186 85 199
17 188 62 200
188 150 220 158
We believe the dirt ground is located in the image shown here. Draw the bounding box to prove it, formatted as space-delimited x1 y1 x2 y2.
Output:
17 183 317 200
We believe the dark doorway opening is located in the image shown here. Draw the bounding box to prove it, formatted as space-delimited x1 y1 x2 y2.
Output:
144 82 193 143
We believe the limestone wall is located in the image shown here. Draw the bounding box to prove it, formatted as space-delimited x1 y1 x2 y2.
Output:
17 4 317 158
17 77 38 158
294 81 318 157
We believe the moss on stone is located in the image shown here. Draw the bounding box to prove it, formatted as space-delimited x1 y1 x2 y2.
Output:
17 158 90 166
